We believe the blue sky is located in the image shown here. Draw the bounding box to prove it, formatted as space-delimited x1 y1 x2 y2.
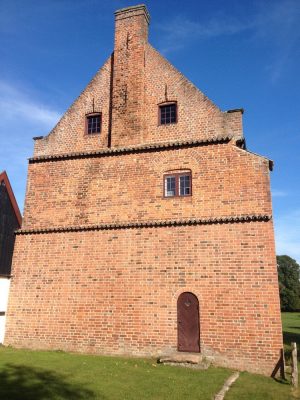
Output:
0 0 299 261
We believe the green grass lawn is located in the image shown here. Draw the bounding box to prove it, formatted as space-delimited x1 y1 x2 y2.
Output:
282 312 300 363
226 312 300 400
0 314 299 399
0 347 231 400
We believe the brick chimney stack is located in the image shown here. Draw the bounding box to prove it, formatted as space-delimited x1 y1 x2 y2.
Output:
111 5 150 146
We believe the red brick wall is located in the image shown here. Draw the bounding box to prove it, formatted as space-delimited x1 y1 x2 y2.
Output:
111 6 148 145
33 5 242 157
6 221 281 375
22 145 271 230
33 56 112 156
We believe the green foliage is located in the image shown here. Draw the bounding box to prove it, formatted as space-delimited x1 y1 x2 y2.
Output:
277 255 300 311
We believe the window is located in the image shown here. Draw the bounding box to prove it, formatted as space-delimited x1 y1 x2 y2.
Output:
164 172 191 197
159 103 177 125
86 113 101 134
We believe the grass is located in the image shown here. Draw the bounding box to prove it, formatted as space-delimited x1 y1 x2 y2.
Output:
0 313 299 399
282 312 300 363
226 312 300 400
0 347 231 400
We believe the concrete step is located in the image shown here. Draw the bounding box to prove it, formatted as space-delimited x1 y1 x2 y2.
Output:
158 352 203 365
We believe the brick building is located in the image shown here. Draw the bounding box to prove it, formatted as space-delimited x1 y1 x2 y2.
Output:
0 171 22 276
0 171 22 343
5 5 283 375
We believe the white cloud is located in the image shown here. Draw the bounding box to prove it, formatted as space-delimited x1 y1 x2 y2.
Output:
0 81 61 128
274 209 300 263
156 0 300 82
156 15 250 54
254 0 300 82
0 81 61 210
272 190 288 198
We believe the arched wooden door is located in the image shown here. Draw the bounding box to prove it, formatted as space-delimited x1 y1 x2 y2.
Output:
177 292 200 353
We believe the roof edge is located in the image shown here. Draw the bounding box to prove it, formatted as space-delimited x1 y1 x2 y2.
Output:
0 171 22 227
234 147 274 171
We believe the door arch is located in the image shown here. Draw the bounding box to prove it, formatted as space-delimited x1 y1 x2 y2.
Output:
177 292 200 353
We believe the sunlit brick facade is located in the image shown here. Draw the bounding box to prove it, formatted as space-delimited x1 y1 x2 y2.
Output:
5 5 283 375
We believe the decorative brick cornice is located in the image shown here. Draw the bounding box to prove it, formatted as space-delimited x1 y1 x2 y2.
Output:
29 136 233 164
16 214 271 235
115 5 150 25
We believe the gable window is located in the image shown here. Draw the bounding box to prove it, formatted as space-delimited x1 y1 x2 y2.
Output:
86 113 101 134
164 171 191 197
159 103 177 125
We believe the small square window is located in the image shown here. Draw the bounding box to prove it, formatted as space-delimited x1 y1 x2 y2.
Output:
159 103 177 125
86 114 101 134
164 172 191 197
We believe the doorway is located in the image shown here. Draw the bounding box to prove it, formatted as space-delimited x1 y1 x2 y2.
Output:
177 292 200 352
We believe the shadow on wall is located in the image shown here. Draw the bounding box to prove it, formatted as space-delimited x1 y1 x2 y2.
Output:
0 364 98 400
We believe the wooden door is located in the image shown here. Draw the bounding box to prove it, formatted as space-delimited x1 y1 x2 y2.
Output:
177 292 200 352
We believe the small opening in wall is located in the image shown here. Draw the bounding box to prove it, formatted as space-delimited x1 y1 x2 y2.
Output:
159 103 177 125
163 170 192 198
86 113 101 134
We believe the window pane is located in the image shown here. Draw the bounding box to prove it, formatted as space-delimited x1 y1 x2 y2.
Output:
179 175 191 196
165 176 176 197
160 104 177 125
87 115 101 134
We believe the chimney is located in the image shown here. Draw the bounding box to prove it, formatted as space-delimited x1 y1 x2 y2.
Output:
111 5 150 147
114 4 150 49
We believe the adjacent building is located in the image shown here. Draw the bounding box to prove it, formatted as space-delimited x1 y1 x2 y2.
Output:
0 171 22 343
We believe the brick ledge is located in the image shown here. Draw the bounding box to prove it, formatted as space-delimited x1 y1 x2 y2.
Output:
29 136 233 163
16 214 271 235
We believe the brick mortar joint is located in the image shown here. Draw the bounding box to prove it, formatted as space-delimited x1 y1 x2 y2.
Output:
16 214 272 235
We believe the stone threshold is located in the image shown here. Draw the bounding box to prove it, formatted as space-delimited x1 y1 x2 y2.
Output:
158 352 211 370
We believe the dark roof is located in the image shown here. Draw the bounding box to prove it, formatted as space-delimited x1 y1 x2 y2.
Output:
0 171 22 227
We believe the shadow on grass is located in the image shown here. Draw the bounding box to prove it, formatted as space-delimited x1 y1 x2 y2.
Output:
273 377 290 385
283 331 300 346
0 364 98 400
283 331 300 363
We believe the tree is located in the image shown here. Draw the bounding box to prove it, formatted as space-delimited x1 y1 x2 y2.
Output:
277 255 300 311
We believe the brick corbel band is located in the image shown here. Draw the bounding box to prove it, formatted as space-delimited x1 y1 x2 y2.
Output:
16 214 271 235
29 136 233 164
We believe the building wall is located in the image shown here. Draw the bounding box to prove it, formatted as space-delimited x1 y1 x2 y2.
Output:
0 182 19 275
6 221 281 375
33 9 243 158
33 56 112 157
0 277 10 343
22 145 271 230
